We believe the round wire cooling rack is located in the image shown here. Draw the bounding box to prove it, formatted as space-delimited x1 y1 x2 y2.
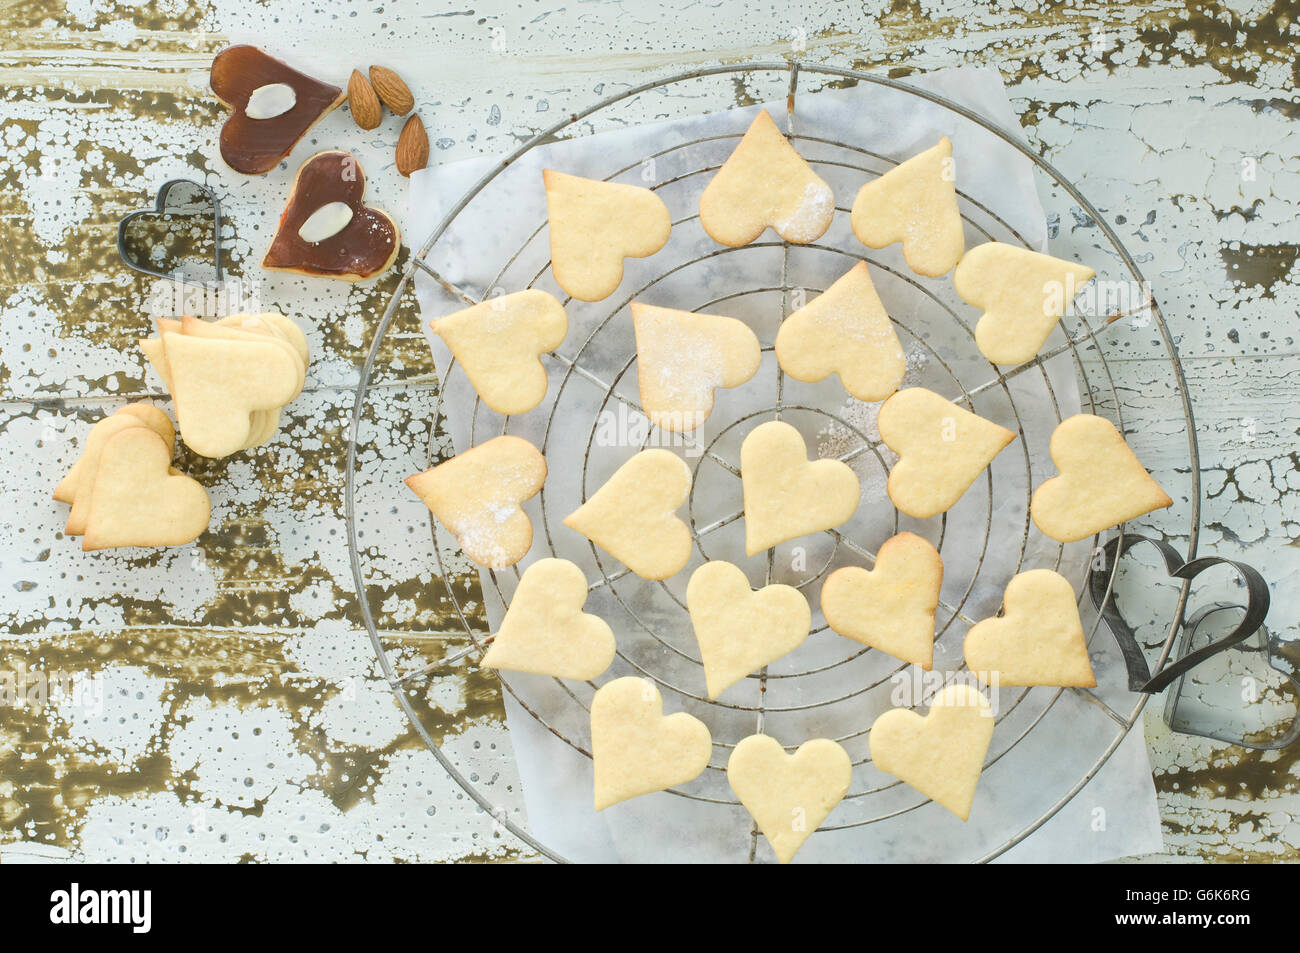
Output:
344 62 1203 863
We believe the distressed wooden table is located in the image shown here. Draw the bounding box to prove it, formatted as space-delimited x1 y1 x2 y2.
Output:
0 1 1296 863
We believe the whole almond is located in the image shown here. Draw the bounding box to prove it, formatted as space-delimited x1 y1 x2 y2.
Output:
395 114 429 177
347 69 382 130
369 65 414 115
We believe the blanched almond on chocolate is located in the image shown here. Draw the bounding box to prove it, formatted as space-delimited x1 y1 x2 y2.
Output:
245 83 296 119
369 65 414 115
396 114 429 177
347 69 382 130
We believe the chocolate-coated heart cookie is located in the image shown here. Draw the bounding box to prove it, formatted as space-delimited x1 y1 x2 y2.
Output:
262 151 400 282
211 45 345 176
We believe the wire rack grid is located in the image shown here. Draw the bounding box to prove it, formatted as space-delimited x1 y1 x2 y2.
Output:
344 61 1202 863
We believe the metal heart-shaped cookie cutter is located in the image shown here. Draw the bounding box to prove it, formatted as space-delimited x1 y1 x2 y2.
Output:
1090 534 1294 749
117 178 224 282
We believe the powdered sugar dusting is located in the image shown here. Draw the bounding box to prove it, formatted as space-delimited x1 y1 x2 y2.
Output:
822 304 904 350
454 501 520 567
446 458 541 567
637 313 725 414
775 179 834 241
816 347 931 499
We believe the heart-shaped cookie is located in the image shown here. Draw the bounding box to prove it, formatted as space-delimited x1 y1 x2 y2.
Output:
687 561 811 699
727 735 852 864
263 151 400 282
406 435 547 569
774 261 905 401
741 421 860 556
964 569 1096 687
851 137 964 277
699 110 834 247
869 683 993 820
564 449 692 581
481 558 616 681
877 387 1016 519
82 427 211 551
54 403 175 506
543 170 671 302
821 531 943 669
210 45 346 175
143 315 308 454
631 302 761 433
1031 413 1171 542
159 329 303 458
62 411 178 536
431 290 568 416
954 242 1096 366
117 179 223 282
177 315 306 398
591 676 712 810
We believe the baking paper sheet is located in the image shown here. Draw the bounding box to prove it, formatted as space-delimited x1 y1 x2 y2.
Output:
407 65 1163 863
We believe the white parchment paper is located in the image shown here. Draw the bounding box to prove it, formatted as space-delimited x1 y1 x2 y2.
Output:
407 65 1163 863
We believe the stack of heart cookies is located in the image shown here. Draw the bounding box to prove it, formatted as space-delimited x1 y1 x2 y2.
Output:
138 313 310 458
54 403 210 551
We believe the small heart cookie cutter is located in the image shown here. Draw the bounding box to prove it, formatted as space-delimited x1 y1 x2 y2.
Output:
117 179 224 282
1089 535 1293 749
1165 604 1300 749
